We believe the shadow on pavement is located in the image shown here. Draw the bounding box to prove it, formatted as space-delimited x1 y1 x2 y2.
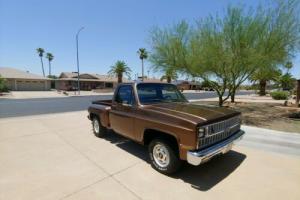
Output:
174 151 246 191
101 131 246 191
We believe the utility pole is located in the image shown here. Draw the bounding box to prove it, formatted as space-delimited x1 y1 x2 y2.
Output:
76 27 84 95
142 59 144 82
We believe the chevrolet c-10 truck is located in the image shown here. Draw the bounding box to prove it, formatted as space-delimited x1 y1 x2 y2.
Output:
88 82 245 174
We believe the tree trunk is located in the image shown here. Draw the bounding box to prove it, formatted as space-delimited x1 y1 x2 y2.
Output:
167 76 171 83
40 57 45 77
230 88 236 103
218 96 224 107
259 80 267 96
49 61 51 76
230 94 235 103
118 74 122 83
296 79 300 107
141 59 144 81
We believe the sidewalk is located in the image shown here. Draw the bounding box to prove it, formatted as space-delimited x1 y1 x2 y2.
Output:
240 125 300 156
0 90 114 99
1 90 207 99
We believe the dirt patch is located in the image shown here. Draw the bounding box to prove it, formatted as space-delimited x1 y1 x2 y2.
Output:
194 101 300 133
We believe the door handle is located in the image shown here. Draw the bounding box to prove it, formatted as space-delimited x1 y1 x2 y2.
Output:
122 103 132 107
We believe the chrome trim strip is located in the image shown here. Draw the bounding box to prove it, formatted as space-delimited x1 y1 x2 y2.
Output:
204 116 240 129
187 130 245 166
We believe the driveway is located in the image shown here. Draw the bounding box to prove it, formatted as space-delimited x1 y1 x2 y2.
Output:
0 111 299 200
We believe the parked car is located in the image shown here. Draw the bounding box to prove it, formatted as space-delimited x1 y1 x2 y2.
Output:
88 82 245 174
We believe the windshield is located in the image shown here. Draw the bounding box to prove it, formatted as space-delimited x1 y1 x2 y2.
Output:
137 83 187 104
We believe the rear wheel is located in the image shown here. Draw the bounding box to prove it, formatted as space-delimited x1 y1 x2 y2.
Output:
92 116 106 137
148 139 182 174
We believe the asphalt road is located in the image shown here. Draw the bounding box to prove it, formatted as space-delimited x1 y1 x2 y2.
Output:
0 91 253 118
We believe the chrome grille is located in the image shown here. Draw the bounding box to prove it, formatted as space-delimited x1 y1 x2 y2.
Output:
198 116 241 149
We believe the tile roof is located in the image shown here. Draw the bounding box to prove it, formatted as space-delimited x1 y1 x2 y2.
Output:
59 72 79 78
0 67 50 80
93 74 131 82
58 72 131 82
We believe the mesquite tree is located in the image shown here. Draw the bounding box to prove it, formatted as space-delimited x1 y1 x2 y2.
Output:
149 1 300 106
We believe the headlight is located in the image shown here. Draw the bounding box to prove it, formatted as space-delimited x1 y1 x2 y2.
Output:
198 127 205 138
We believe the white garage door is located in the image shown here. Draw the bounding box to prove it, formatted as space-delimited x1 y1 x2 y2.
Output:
17 80 45 91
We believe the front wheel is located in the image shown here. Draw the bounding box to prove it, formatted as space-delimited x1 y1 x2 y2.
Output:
148 139 183 174
92 116 106 138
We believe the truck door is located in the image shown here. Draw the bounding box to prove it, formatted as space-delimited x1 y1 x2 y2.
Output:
110 85 136 139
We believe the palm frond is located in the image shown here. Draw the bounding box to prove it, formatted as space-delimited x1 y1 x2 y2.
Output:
46 53 54 61
107 60 131 79
137 48 148 60
36 48 45 57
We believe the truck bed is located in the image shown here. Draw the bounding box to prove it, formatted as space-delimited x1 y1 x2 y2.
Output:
92 99 112 106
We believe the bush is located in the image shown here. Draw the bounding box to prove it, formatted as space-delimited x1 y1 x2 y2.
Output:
0 76 9 92
288 112 300 119
270 91 289 100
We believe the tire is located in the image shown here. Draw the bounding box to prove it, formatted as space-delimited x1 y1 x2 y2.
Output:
148 139 183 174
92 116 107 138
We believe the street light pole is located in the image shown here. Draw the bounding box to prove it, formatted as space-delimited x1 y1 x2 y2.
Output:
76 27 84 95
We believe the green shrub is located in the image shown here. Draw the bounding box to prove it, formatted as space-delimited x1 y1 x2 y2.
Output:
0 76 9 92
270 91 289 100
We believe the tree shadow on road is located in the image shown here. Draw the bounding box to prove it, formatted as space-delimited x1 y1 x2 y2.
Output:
102 131 246 191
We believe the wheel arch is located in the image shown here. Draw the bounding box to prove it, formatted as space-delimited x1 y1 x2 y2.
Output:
143 129 180 154
89 112 99 120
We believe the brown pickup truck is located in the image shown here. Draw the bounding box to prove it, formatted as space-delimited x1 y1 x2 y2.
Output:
88 82 245 174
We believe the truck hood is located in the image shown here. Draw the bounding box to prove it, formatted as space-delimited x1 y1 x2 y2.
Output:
146 102 240 124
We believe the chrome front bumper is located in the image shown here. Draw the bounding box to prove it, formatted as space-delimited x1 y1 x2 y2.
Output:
187 130 245 166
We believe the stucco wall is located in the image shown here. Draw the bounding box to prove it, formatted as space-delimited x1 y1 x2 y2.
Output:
5 79 51 91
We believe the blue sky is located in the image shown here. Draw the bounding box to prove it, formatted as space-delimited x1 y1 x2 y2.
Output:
0 0 299 79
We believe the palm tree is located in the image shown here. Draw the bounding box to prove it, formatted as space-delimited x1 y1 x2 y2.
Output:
160 68 178 83
251 67 281 96
108 61 131 83
46 53 54 76
137 48 148 81
36 48 45 77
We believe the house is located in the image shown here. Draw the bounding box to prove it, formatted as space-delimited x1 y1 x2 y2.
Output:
55 72 130 91
142 78 167 83
0 67 51 91
173 80 201 90
136 76 167 83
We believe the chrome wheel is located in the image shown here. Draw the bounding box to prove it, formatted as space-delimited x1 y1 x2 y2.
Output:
153 144 170 168
93 118 100 134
